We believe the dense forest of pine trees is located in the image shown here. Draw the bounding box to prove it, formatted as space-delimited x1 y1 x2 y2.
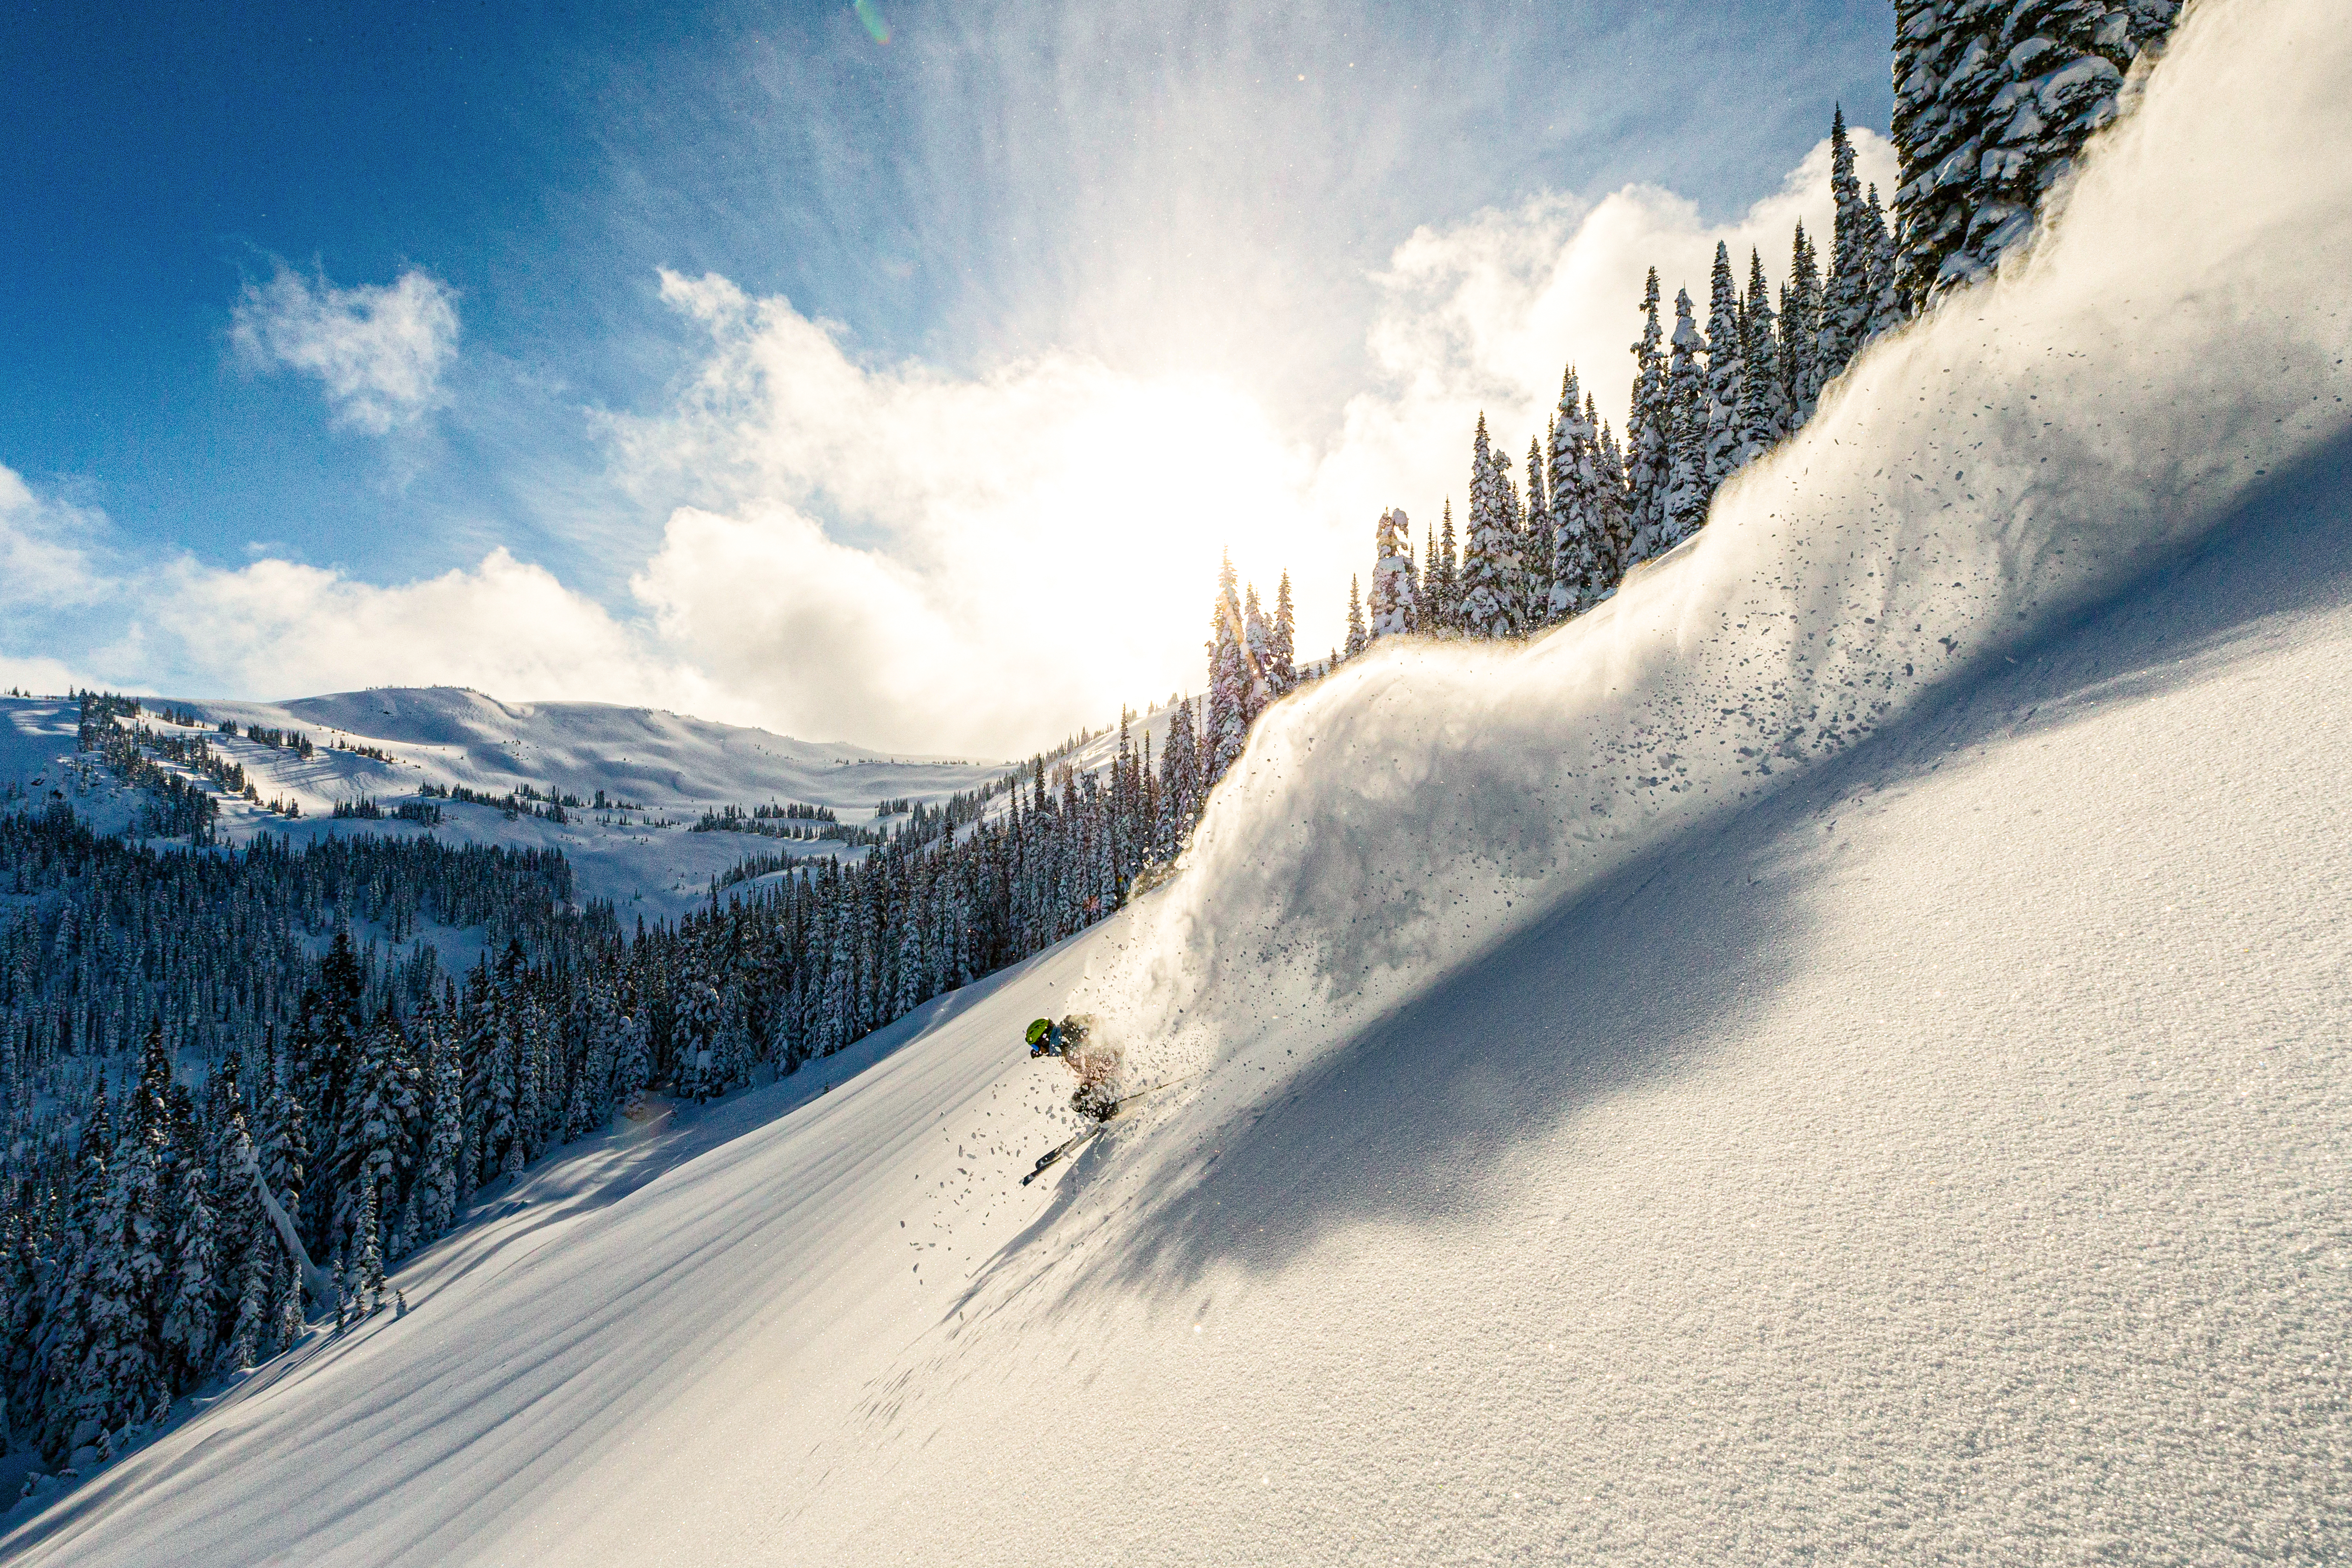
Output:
0 0 2182 1487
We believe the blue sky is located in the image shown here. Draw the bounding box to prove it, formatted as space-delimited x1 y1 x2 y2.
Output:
3 0 1895 751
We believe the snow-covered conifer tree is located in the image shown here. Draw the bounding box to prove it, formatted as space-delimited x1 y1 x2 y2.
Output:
273 1246 303 1351
159 1148 216 1383
1892 0 2178 309
225 1216 273 1370
1737 248 1788 464
1891 0 1992 310
79 1120 166 1440
1155 695 1202 857
1523 439 1552 629
1701 243 1744 495
892 874 927 1018
1368 509 1417 639
340 1008 412 1245
1816 107 1872 384
1459 417 1522 638
353 1178 383 1316
1546 369 1597 620
615 1009 649 1119
1864 184 1906 341
1593 405 1631 593
1429 501 1459 636
1781 223 1823 424
1662 286 1708 547
1625 269 1669 558
1269 572 1297 693
1206 551 1250 781
1242 583 1270 721
1343 576 1366 660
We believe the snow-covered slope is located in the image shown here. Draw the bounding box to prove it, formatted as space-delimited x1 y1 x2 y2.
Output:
8 1 2348 1561
0 687 1009 917
17 436 2348 1567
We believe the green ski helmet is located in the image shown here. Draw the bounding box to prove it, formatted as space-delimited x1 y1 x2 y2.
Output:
1025 1017 1054 1047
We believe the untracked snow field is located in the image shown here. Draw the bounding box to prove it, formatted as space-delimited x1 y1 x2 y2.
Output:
7 0 2349 1560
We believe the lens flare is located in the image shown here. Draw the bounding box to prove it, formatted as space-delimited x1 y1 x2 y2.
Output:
852 0 889 45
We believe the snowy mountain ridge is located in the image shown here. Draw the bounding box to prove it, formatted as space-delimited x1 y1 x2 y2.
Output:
0 685 1014 917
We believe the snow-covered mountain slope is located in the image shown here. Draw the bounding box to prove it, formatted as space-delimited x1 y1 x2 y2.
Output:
8 1 2348 1561
0 687 1009 918
17 434 2348 1568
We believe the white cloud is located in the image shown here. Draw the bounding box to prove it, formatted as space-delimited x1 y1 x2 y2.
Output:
604 271 1317 751
0 460 702 709
0 466 113 608
230 267 459 434
145 548 708 710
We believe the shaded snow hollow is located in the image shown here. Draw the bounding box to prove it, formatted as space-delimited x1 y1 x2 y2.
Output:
11 1 2350 1561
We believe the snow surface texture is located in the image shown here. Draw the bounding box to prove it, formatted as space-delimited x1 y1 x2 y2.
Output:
0 686 1006 917
10 2 2349 1561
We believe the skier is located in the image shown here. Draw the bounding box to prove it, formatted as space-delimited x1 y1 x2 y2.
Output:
1025 1015 1120 1121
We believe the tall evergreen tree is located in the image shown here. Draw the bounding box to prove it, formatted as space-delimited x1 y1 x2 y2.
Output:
1241 584 1271 722
1368 509 1417 639
1523 439 1552 628
159 1145 216 1384
1864 184 1906 341
1816 107 1873 385
1546 369 1598 619
1625 269 1670 558
353 1178 383 1316
1268 572 1297 694
1343 576 1367 660
1459 416 1521 638
36 1083 111 1458
417 1020 461 1240
1701 242 1745 496
225 1212 274 1371
1781 222 1824 424
1737 248 1788 464
78 1117 165 1444
1155 695 1202 857
1205 550 1250 782
1593 406 1631 592
1662 287 1708 548
1890 0 1997 310
1429 501 1459 635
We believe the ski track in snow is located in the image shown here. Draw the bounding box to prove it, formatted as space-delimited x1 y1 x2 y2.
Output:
8 1 2351 1561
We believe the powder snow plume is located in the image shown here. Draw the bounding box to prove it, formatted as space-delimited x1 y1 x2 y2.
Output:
1073 0 2352 1085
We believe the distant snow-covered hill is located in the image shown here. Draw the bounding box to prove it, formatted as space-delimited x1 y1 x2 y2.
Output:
0 686 1011 918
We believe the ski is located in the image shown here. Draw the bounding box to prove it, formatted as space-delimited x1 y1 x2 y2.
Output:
1021 1073 1197 1185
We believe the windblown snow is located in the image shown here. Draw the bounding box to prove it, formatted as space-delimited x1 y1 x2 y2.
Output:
9 0 2349 1561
